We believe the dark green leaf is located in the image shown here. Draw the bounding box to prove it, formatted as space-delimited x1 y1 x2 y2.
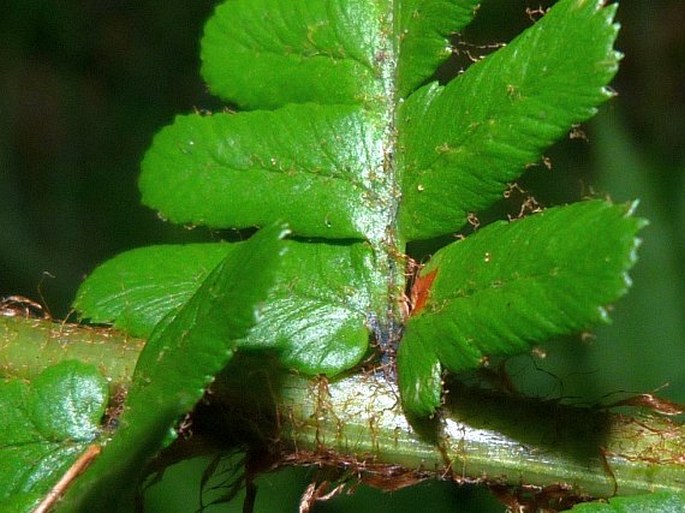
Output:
570 492 685 513
0 361 108 513
398 0 620 240
59 225 287 511
76 240 384 375
399 201 645 416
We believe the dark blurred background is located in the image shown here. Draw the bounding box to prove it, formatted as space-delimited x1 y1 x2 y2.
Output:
1 1 683 512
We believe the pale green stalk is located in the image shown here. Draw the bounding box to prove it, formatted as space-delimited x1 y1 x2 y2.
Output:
1 315 683 499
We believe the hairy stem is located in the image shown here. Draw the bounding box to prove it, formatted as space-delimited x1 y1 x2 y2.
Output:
215 358 685 500
1 315 683 500
0 314 142 390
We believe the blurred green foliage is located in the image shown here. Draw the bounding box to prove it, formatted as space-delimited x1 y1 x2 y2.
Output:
2 1 683 512
0 0 218 316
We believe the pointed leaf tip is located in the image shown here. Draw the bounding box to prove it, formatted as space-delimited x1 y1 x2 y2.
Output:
398 0 622 240
399 200 645 416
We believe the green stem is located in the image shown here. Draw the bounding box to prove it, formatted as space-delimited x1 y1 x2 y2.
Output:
216 359 685 499
1 315 683 500
0 314 142 390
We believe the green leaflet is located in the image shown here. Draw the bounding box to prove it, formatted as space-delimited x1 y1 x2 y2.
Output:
78 0 637 422
242 241 385 374
59 225 287 511
398 0 620 240
139 105 391 240
396 0 480 98
399 201 646 417
130 225 287 410
570 492 685 513
0 361 108 513
76 240 385 375
201 0 384 109
74 243 232 338
143 0 620 243
201 0 480 109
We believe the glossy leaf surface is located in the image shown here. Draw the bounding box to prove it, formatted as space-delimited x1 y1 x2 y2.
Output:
76 240 384 375
151 0 623 243
140 105 391 240
242 240 385 374
396 0 480 97
75 243 231 338
60 225 287 511
398 0 620 240
0 361 108 512
83 0 634 420
201 0 383 110
201 0 483 110
399 200 645 416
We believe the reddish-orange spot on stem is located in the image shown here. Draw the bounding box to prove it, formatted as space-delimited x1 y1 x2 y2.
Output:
410 269 438 316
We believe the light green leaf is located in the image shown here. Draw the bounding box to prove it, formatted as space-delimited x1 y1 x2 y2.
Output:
201 0 481 109
74 243 232 338
59 225 287 510
0 361 108 513
76 240 385 376
131 225 288 396
145 0 621 245
139 105 391 240
398 0 620 240
399 201 645 416
571 492 685 513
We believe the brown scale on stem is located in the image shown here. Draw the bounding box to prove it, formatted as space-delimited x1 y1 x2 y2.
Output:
409 266 438 317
